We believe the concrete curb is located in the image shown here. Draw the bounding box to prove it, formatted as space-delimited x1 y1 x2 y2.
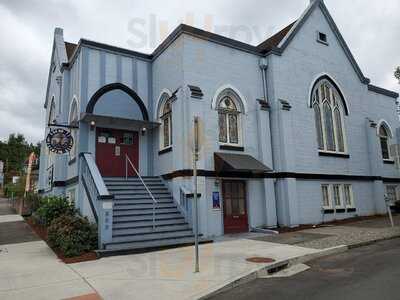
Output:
347 233 400 249
197 234 400 300
196 245 347 300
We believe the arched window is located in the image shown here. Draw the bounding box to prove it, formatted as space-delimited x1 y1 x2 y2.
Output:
159 94 172 149
312 79 346 153
69 99 79 159
378 123 391 160
48 98 56 124
216 89 243 145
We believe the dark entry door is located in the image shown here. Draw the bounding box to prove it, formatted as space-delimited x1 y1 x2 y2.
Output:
96 128 139 177
222 180 248 234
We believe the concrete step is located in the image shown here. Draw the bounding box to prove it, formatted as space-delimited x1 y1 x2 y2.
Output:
104 177 162 183
106 182 165 188
113 218 188 229
109 190 170 196
113 193 172 200
111 229 194 243
107 186 169 192
114 203 177 210
113 213 183 223
104 235 200 251
113 207 180 217
112 224 191 236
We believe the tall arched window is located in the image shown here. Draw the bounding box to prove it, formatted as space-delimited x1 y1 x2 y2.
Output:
48 98 56 124
312 79 346 153
216 89 244 145
159 95 172 149
69 99 79 159
378 123 391 160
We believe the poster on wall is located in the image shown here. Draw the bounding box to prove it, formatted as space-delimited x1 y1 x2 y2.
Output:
212 192 221 210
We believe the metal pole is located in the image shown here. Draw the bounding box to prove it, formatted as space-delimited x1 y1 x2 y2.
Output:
193 117 200 273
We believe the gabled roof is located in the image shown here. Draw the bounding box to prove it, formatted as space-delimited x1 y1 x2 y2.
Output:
257 21 297 54
57 0 398 100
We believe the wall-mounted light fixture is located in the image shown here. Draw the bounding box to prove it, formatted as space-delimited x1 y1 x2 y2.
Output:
90 120 96 131
141 127 147 136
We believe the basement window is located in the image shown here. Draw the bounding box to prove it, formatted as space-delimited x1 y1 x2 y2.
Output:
317 31 328 45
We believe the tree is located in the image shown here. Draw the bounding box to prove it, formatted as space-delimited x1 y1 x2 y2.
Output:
0 134 41 181
395 67 400 83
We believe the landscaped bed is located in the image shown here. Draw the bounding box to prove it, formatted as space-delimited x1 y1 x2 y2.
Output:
23 195 99 264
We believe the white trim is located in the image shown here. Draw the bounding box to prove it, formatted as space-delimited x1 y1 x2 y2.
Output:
154 89 173 120
376 119 393 139
48 95 56 124
211 84 248 114
343 184 355 209
312 78 348 154
308 73 349 114
321 184 332 209
68 96 79 123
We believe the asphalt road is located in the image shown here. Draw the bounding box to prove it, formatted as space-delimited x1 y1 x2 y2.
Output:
211 238 400 300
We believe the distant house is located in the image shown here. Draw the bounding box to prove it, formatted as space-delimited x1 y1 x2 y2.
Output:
38 0 399 252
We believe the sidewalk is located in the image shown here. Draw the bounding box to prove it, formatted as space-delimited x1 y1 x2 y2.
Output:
252 215 400 250
0 198 98 300
69 238 326 300
1 195 399 300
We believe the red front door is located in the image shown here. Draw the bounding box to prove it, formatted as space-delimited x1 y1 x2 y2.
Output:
96 128 139 177
222 180 248 234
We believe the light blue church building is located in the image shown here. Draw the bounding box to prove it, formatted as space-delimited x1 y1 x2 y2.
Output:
38 0 400 252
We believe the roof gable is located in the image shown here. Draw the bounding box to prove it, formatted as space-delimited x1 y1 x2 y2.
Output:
275 0 370 85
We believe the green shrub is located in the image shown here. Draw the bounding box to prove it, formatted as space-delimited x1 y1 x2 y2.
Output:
25 192 41 212
36 196 75 226
48 214 98 257
4 178 25 198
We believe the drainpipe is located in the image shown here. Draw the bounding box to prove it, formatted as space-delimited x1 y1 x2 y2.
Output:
259 56 278 226
259 57 274 168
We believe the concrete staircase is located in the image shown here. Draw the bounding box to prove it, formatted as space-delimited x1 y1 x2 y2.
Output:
103 176 200 252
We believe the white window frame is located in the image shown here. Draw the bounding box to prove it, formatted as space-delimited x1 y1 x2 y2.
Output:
332 184 345 209
321 184 333 209
321 183 355 211
312 80 348 155
378 123 393 162
343 184 355 209
385 185 398 205
216 91 244 147
158 93 173 151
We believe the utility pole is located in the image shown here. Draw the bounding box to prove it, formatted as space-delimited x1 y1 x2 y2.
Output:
193 116 200 273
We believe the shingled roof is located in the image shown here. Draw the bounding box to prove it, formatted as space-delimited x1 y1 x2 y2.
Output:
257 21 297 54
64 42 77 60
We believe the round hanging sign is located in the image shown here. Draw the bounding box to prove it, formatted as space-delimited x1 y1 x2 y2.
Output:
46 128 74 154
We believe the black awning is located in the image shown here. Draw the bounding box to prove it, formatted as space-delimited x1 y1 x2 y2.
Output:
214 152 272 175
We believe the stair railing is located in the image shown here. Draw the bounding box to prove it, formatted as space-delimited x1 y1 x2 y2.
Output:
80 153 114 249
125 154 157 230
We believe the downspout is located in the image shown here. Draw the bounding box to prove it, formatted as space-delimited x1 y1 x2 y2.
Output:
259 57 275 168
259 56 278 226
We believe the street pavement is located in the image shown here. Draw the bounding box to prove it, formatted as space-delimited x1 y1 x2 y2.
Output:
210 238 400 300
0 197 98 300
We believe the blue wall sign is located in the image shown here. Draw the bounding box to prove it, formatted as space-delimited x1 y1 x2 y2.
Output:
212 192 221 209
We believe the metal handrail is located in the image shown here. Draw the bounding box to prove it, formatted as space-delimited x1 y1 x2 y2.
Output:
125 154 157 230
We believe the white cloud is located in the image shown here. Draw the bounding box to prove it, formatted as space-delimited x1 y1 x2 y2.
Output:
0 0 398 143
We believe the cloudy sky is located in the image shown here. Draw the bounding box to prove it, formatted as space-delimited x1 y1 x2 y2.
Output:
0 0 399 143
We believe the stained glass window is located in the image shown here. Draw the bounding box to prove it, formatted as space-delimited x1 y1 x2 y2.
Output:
312 79 346 153
217 92 241 145
160 95 172 149
379 125 390 160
